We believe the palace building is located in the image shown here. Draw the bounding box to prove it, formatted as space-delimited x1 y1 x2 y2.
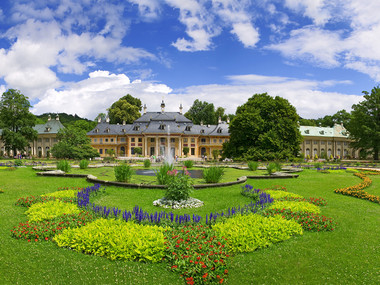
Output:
87 101 230 159
0 114 64 157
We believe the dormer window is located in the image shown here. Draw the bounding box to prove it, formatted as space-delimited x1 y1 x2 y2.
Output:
200 129 205 134
159 124 165 130
94 128 99 133
185 126 191 131
45 127 51 132
105 128 110 133
319 131 324 135
133 126 140 131
217 128 222 133
304 130 309 134
121 129 125 133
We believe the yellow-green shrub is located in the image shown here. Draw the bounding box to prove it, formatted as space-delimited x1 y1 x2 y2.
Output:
53 219 166 263
213 214 303 253
25 200 80 222
269 201 321 214
42 190 77 198
263 190 303 199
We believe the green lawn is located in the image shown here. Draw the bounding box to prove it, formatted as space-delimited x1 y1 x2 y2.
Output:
0 167 379 284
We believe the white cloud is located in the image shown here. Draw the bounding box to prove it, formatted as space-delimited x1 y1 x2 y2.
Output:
284 0 331 26
128 0 161 20
31 71 174 119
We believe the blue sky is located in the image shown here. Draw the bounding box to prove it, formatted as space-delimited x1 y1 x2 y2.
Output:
0 0 378 120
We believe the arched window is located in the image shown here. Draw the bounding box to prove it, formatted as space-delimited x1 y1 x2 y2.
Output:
306 148 310 156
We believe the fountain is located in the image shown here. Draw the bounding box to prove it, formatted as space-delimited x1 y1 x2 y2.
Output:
165 125 174 165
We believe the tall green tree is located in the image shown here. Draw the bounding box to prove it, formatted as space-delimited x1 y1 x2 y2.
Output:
0 89 37 155
108 94 142 124
347 86 380 160
51 126 98 159
184 99 216 125
223 93 302 161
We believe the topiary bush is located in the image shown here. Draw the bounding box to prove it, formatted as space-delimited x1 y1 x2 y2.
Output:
143 159 151 168
183 160 194 169
114 164 133 182
213 214 303 253
53 219 166 262
247 161 259 171
164 169 193 202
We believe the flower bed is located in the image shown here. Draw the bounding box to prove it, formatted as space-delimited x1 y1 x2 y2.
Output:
334 171 380 204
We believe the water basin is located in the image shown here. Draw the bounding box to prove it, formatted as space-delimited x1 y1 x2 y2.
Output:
135 169 203 179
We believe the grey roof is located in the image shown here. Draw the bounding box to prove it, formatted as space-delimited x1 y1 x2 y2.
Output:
88 112 230 137
33 119 65 134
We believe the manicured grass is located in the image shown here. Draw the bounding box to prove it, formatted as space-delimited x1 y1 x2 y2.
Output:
0 167 379 284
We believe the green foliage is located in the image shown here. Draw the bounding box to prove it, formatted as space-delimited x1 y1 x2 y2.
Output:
314 162 323 169
105 149 116 157
203 166 224 183
247 161 259 171
223 93 302 160
266 162 278 175
43 190 77 198
183 160 194 168
53 219 166 263
25 200 80 222
212 149 220 160
213 214 303 253
164 225 229 284
155 163 174 185
79 159 89 169
183 147 190 156
0 89 38 154
14 159 23 166
164 169 193 201
184 99 217 125
108 94 142 124
114 164 133 182
57 160 71 172
37 113 94 129
134 147 142 156
143 159 151 168
268 201 321 214
348 86 380 160
52 125 99 159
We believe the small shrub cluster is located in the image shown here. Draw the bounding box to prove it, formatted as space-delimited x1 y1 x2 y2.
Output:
164 225 229 284
43 189 78 198
10 211 97 242
247 161 259 171
14 159 23 166
143 159 151 168
276 196 327 207
25 200 80 222
213 214 303 254
262 190 302 200
57 160 71 172
156 163 174 185
268 201 321 214
203 166 224 183
15 195 75 207
263 209 336 231
114 164 134 182
266 162 281 175
79 159 89 169
54 219 166 263
334 172 380 204
183 160 194 169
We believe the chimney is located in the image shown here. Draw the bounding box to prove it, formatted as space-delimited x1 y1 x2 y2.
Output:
122 120 126 125
200 120 203 126
106 116 110 123
179 103 183 115
48 114 51 121
98 116 102 123
218 116 222 124
56 114 59 121
227 117 230 124
143 104 147 114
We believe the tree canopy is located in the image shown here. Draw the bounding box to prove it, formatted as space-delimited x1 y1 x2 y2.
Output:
0 89 37 155
347 86 380 160
51 125 98 159
108 94 142 124
184 100 233 125
223 93 302 161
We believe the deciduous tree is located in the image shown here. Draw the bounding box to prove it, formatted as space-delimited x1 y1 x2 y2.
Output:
347 86 380 160
108 94 142 124
223 93 302 161
0 89 37 155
